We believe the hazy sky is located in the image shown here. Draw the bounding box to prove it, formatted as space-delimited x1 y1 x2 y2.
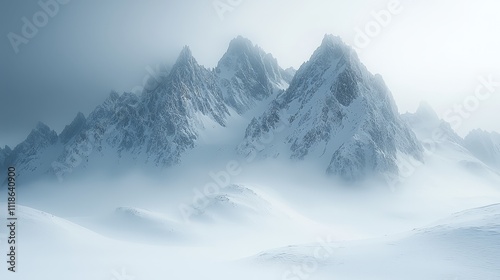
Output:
2 0 500 147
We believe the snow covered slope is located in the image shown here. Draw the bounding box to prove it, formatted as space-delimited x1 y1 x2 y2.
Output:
216 36 291 113
402 102 499 176
401 101 464 145
185 184 279 223
464 129 500 171
1 122 63 180
4 35 498 185
1 191 500 280
249 203 500 280
74 206 194 244
3 37 290 181
239 35 423 180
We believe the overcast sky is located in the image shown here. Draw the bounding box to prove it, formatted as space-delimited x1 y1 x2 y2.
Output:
2 0 500 147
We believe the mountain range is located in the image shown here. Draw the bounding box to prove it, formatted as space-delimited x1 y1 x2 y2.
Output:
1 35 499 183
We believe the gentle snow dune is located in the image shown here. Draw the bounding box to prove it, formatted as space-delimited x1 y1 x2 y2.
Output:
249 203 500 280
186 184 285 223
77 206 192 244
1 202 500 280
0 204 115 279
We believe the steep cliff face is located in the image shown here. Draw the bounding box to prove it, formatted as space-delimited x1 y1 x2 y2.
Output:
239 35 423 180
216 36 291 114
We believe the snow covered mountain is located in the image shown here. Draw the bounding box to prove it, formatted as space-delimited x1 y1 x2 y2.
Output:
2 37 293 181
401 101 464 146
400 102 500 176
239 35 423 180
1 122 62 179
4 35 499 184
464 129 500 171
216 36 292 113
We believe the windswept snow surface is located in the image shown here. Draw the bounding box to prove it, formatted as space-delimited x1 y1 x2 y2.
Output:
1 165 500 280
251 203 500 280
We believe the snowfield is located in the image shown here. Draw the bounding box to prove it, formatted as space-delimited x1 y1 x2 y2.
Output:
1 185 499 280
251 203 500 280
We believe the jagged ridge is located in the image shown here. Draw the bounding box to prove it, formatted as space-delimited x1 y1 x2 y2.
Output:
239 35 423 180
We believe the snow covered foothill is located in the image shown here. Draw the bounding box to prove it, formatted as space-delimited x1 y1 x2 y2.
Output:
247 203 500 280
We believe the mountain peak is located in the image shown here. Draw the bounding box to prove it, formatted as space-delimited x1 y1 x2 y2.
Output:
226 35 255 54
464 129 500 171
415 101 440 122
284 34 365 107
35 121 51 132
318 34 351 53
75 111 86 121
179 45 192 57
321 34 345 47
215 35 289 113
240 34 423 181
23 121 58 147
309 34 356 65
59 112 87 144
175 46 197 65
170 45 202 76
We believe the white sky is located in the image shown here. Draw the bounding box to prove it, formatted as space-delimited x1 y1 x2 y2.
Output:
1 0 500 147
